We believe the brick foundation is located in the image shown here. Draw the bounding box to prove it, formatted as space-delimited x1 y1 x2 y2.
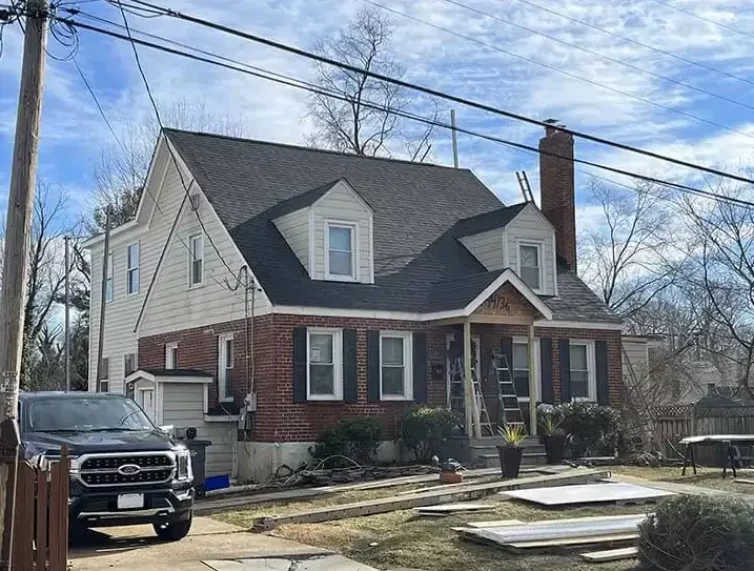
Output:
138 315 622 444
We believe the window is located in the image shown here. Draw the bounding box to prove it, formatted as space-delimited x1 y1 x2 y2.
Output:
519 243 542 291
126 243 140 295
104 253 113 302
188 234 204 286
124 353 136 377
380 332 413 400
98 357 110 392
512 341 530 399
569 342 595 401
218 334 234 402
165 342 178 370
326 222 356 280
307 329 343 400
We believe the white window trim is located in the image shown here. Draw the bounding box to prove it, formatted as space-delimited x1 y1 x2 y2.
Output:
379 331 413 401
105 253 113 303
517 240 544 294
325 220 359 282
126 242 140 296
218 333 234 403
188 234 205 288
306 328 343 401
512 337 541 403
165 342 178 370
569 340 597 402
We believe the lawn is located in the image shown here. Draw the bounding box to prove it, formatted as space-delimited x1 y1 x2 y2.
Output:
212 466 754 571
613 465 754 494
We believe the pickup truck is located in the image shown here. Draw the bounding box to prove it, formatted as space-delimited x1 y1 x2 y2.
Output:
19 391 194 541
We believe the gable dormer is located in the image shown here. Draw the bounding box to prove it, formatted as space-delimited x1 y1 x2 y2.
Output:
457 202 558 296
272 179 374 283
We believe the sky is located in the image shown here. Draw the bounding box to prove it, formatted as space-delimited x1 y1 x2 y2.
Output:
2 0 754 235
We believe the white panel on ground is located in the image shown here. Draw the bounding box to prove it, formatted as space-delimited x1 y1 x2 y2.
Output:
503 483 674 506
467 514 647 545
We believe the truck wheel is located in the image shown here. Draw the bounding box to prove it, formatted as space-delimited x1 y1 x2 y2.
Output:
153 515 192 541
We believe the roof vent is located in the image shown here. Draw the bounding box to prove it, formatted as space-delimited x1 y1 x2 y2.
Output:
189 193 201 211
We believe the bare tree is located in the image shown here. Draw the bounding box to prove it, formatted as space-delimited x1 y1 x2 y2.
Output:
579 179 676 321
307 8 435 160
676 190 754 388
91 99 246 232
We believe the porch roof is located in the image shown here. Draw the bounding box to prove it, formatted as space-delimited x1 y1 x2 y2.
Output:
424 268 553 320
125 368 213 385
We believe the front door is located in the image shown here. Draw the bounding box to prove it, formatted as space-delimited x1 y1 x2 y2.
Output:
445 333 481 417
137 388 156 422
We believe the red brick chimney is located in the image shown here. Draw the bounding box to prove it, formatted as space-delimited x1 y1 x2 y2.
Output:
539 123 576 272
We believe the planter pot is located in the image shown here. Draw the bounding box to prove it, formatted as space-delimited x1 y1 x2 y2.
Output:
496 445 523 479
544 433 566 465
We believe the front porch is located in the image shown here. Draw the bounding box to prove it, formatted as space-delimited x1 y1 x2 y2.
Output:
429 275 555 440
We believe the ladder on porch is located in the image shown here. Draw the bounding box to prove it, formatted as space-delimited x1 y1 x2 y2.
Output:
490 349 527 431
448 355 495 437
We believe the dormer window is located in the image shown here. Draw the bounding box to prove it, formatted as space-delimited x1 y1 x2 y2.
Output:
326 221 357 281
519 242 542 291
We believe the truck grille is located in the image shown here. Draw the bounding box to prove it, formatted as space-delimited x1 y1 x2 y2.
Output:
78 453 175 488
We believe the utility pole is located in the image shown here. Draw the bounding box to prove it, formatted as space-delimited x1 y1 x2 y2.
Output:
64 235 70 392
0 0 48 567
450 109 459 168
96 209 111 392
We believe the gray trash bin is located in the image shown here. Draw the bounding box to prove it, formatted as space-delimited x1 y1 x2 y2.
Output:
184 439 211 497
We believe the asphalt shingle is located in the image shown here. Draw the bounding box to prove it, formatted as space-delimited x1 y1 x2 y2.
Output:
165 129 620 324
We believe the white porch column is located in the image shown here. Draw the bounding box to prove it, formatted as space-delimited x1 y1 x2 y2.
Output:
463 319 473 437
528 323 537 436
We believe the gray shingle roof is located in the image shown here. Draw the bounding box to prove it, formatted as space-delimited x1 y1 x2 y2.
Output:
165 129 620 324
452 203 529 237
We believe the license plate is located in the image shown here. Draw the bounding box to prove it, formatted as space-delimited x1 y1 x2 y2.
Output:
117 493 144 510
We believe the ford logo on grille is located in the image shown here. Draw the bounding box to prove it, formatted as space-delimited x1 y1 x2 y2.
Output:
117 464 142 476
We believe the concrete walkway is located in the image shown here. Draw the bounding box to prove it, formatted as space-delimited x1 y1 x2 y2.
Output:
69 516 376 571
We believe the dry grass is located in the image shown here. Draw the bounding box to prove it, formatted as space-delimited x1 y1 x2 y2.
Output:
215 487 649 571
212 467 754 571
613 465 754 494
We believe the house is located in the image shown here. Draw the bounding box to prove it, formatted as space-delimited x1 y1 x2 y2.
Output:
84 124 623 482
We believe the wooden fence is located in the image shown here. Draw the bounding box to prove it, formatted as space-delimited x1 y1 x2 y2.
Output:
11 448 69 570
653 405 754 465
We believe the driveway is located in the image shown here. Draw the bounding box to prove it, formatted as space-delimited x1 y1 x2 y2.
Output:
69 516 375 571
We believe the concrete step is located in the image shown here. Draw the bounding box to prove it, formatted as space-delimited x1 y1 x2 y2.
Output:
478 451 548 468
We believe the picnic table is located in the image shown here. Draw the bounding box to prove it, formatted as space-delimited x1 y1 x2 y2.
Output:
680 434 754 478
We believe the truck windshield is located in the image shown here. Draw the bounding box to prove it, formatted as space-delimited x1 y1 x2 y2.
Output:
24 396 154 433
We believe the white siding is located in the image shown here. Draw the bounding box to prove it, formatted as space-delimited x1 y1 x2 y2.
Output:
460 229 503 271
160 383 235 477
88 146 271 393
504 204 557 296
273 208 310 271
311 181 373 283
138 164 269 336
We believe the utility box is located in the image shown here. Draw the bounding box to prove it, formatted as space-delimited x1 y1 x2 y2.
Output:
184 439 212 497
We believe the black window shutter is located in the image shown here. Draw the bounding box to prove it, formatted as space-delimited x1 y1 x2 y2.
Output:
559 339 571 403
540 338 553 404
292 327 308 403
596 340 609 405
343 329 358 403
367 330 380 403
413 332 428 404
501 336 513 369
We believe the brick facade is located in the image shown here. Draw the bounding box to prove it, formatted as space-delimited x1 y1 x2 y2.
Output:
138 315 622 443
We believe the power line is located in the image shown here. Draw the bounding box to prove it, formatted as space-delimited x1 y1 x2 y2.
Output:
52 13 754 209
363 0 754 141
435 0 754 113
113 0 242 281
648 0 754 41
101 0 754 186
505 0 754 88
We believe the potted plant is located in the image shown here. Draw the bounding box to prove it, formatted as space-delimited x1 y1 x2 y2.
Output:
496 424 526 478
541 415 566 465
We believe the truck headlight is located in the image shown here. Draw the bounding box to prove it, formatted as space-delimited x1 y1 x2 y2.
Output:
174 448 193 483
